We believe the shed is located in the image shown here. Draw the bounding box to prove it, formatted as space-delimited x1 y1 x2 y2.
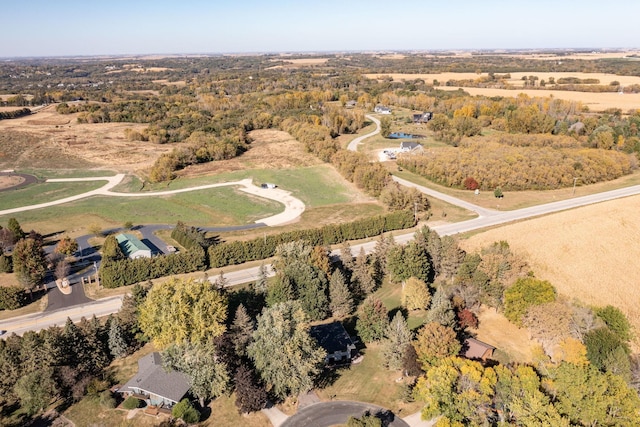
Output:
462 338 495 361
400 141 422 152
116 233 152 259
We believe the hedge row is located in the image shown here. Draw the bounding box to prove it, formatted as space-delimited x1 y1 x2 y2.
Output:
100 246 206 288
0 108 31 121
171 221 208 250
208 210 415 268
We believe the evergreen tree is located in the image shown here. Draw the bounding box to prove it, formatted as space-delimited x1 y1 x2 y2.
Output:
266 275 295 307
329 269 353 318
356 295 388 343
12 238 48 289
108 316 129 358
7 218 25 241
339 241 355 281
253 264 268 294
353 247 376 295
381 312 412 371
230 304 255 357
426 288 456 328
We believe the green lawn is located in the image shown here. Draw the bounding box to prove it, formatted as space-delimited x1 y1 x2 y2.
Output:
16 169 119 179
121 165 358 208
0 181 106 210
1 185 283 229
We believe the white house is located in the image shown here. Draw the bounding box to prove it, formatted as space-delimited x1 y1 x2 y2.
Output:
374 105 391 114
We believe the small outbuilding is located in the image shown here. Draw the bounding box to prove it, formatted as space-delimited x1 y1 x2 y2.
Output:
116 233 152 259
412 112 433 124
310 322 357 365
400 141 422 152
374 105 392 114
461 338 495 362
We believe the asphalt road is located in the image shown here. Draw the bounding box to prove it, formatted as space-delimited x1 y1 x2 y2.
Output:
281 401 409 427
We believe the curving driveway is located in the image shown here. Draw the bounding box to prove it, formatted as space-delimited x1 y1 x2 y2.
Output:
348 115 381 152
281 401 409 427
0 175 305 227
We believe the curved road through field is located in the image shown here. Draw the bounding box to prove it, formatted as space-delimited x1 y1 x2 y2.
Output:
0 175 305 227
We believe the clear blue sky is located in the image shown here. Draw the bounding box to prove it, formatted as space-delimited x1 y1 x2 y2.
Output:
2 0 639 57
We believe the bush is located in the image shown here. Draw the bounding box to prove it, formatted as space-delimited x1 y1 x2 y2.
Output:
122 396 142 409
463 177 479 190
172 399 200 423
99 390 116 409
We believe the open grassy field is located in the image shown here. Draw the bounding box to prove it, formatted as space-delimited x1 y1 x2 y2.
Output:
0 181 104 210
0 185 283 236
460 194 640 342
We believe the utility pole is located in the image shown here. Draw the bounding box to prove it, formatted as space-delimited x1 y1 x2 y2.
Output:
414 200 418 223
572 177 579 196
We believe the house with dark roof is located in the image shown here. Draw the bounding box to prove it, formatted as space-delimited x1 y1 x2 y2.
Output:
462 338 495 361
119 352 190 408
310 322 356 365
400 141 422 152
413 112 433 124
116 233 152 259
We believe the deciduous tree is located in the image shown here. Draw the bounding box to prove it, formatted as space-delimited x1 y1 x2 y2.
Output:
248 301 325 399
402 277 431 311
139 278 227 348
234 363 268 414
503 277 556 326
414 322 460 367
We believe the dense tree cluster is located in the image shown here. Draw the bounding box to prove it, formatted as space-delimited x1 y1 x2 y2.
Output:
0 108 31 120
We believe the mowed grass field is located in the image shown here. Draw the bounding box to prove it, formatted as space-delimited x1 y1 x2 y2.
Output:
460 194 640 340
0 181 105 210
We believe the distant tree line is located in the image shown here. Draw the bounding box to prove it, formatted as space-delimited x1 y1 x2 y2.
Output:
0 108 31 120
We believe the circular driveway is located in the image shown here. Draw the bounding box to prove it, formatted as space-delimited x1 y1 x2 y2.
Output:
281 401 409 427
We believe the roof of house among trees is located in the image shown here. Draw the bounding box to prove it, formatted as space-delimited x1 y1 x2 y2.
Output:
309 322 355 354
462 338 496 360
120 352 190 404
115 233 151 257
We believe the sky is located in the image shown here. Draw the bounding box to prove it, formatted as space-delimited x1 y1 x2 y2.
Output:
2 0 639 57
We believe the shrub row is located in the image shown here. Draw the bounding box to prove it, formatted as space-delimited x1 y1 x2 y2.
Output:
208 210 415 268
100 246 206 288
171 221 208 250
0 108 31 120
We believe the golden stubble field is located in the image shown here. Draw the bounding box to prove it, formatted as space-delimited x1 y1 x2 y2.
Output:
460 194 640 337
365 71 640 111
0 106 171 172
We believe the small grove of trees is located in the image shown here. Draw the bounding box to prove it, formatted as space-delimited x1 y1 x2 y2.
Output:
503 276 556 325
170 221 211 250
398 140 634 191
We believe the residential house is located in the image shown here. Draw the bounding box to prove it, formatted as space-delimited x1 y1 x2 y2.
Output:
462 338 495 361
345 100 357 108
412 112 433 124
374 105 391 114
119 352 190 408
400 141 422 152
310 322 357 365
116 233 152 259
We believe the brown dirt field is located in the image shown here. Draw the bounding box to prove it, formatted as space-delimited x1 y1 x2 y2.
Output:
460 194 640 339
177 129 323 177
0 175 24 189
0 94 33 101
0 109 170 172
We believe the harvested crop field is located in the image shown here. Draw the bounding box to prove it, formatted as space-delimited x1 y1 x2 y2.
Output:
365 72 640 111
0 107 170 172
460 194 640 337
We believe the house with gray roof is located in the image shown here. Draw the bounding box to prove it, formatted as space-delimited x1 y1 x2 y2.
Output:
119 352 190 408
116 233 152 259
310 322 356 365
